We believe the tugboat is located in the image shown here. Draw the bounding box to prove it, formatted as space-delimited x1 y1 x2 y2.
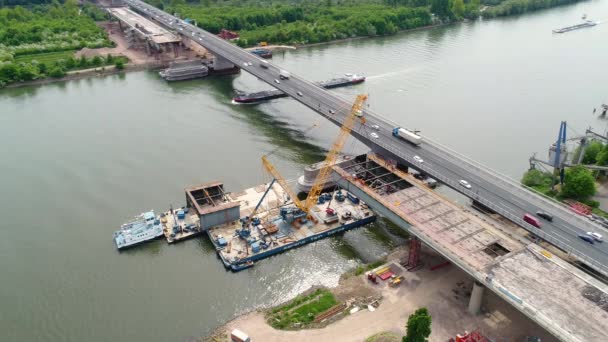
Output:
113 211 164 249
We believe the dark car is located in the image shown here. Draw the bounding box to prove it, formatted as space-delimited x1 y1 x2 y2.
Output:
536 211 553 222
578 234 595 244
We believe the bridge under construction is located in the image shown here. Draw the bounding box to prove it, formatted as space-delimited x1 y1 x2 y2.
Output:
110 1 608 340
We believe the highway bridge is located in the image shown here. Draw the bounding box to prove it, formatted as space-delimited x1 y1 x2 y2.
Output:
121 0 608 277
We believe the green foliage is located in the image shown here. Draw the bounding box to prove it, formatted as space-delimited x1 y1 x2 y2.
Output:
582 141 603 164
431 0 452 19
403 307 432 342
114 59 125 70
266 288 339 329
0 3 112 86
521 169 555 195
482 0 584 18
354 259 386 275
452 0 465 19
171 3 432 46
595 144 608 166
561 165 596 200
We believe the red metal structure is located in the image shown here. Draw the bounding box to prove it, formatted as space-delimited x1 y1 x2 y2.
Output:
451 329 489 342
406 236 422 270
217 29 239 40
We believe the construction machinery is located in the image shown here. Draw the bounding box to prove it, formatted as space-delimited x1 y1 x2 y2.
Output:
261 94 368 222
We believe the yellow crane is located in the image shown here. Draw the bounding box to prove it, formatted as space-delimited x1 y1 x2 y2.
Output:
261 94 368 221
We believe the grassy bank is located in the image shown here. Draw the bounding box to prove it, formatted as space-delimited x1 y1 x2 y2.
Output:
265 288 339 329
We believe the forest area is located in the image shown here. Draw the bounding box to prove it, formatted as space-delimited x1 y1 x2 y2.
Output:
146 0 583 47
0 1 115 86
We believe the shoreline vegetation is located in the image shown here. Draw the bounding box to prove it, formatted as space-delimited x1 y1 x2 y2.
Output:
0 0 585 88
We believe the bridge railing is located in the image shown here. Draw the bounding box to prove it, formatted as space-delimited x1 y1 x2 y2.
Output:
423 137 607 233
375 140 608 275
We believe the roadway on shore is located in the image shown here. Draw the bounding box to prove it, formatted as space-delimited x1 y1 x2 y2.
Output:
123 0 608 276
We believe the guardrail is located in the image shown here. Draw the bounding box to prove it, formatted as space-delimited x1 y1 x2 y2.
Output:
424 137 606 232
371 138 608 276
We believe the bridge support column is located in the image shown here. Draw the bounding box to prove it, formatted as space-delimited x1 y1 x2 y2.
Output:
212 55 235 71
468 281 484 315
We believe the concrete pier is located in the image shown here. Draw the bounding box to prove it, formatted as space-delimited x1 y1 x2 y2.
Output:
468 281 484 315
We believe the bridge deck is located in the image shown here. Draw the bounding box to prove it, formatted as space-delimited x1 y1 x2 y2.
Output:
107 7 180 44
333 154 608 342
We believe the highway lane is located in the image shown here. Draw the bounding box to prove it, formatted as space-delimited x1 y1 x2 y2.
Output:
123 0 608 275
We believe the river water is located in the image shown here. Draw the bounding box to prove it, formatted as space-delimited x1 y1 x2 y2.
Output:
2 2 607 341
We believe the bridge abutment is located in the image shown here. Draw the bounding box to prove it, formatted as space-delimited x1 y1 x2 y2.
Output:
468 281 485 315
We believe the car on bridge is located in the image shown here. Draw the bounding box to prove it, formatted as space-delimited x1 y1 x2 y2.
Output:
578 233 595 244
536 211 553 222
370 132 379 139
523 213 542 228
459 180 472 189
587 232 603 242
413 155 423 163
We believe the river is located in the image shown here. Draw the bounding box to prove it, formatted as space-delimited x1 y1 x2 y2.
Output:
1 2 607 341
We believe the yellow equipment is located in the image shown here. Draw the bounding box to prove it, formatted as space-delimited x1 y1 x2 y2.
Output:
304 94 368 214
261 94 368 221
261 155 307 213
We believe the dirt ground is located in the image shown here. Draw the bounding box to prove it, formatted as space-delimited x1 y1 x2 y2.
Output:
77 22 204 67
211 247 558 342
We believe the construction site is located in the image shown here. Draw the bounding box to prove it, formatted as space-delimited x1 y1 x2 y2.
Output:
112 90 608 341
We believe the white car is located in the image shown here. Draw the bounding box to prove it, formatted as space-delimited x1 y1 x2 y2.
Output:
297 91 303 96
329 109 336 114
413 155 423 163
371 124 380 130
459 180 472 189
274 79 280 84
587 232 603 242
370 132 379 139
243 62 248 67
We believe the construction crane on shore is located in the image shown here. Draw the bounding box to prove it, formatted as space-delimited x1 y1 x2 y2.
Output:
261 94 368 221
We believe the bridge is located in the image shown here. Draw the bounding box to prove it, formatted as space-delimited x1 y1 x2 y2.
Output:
117 1 608 339
123 0 607 276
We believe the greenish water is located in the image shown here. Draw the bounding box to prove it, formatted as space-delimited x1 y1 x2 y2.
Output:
2 2 608 341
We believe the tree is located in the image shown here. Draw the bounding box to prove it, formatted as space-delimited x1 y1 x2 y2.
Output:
452 0 464 19
48 66 66 78
522 169 550 187
431 0 452 19
582 141 604 164
105 54 114 64
561 165 596 200
595 145 608 166
403 307 432 342
114 60 125 70
91 55 103 66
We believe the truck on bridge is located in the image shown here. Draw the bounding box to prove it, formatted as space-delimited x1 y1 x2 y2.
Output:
393 127 422 146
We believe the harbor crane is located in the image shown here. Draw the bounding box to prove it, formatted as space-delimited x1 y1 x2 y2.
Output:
260 94 369 222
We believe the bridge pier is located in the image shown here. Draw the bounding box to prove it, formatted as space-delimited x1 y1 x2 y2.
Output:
210 55 238 75
468 281 485 315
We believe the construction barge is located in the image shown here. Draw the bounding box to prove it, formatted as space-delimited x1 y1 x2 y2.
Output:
233 73 365 104
553 20 597 33
115 180 375 270
188 181 375 271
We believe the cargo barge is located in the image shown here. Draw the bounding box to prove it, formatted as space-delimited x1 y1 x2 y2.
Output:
233 73 365 104
553 20 597 33
250 48 272 59
183 181 375 271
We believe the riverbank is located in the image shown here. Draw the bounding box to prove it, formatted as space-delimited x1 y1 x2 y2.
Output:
202 246 557 342
3 62 160 89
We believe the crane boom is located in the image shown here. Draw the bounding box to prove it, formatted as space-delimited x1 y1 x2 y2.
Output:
303 94 368 212
261 155 307 213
